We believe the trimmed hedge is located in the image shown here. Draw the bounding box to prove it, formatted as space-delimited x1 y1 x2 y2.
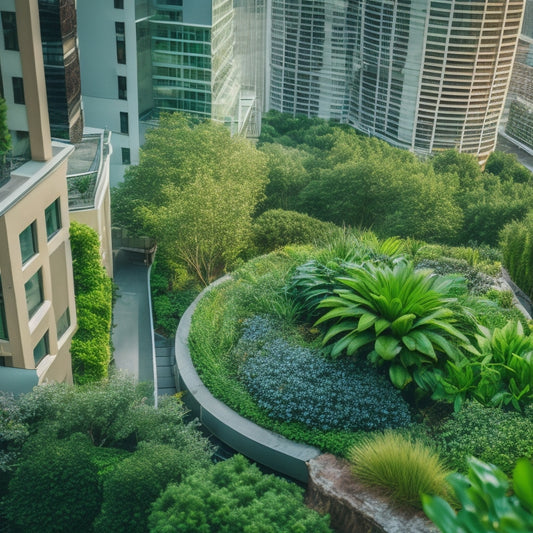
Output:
70 221 113 384
252 208 335 255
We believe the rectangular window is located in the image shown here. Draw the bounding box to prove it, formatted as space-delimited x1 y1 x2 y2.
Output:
45 199 61 240
120 111 129 134
0 274 7 341
33 331 49 365
12 77 24 104
114 0 124 8
1 11 18 51
121 147 131 164
25 269 44 318
115 21 126 63
56 308 70 339
19 222 37 264
118 75 127 100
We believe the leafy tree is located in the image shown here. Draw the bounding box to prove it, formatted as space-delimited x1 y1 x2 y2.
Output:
431 149 482 187
485 150 532 184
457 176 532 246
113 113 268 284
4 434 102 533
70 221 113 383
257 143 311 212
95 441 211 533
149 454 332 532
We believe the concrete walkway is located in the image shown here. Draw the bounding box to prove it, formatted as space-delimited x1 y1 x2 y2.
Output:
111 249 153 382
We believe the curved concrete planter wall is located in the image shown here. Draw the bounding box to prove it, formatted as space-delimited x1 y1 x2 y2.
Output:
174 275 321 483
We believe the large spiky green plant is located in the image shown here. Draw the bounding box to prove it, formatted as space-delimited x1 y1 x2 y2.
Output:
315 260 468 389
435 320 533 411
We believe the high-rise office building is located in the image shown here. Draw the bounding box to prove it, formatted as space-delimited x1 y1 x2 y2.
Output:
270 0 525 164
504 0 533 150
78 0 264 185
38 0 84 142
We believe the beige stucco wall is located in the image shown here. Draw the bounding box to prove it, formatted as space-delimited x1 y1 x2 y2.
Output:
0 148 77 384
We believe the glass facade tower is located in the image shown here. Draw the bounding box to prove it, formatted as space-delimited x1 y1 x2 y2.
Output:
150 0 242 128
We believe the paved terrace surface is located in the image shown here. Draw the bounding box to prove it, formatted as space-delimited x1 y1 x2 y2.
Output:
111 250 153 382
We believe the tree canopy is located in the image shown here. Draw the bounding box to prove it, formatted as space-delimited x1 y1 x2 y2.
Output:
113 113 268 285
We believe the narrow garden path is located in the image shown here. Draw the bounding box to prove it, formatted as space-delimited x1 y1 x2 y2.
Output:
111 249 154 383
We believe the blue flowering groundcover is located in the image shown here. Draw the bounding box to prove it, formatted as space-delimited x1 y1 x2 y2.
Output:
238 316 412 432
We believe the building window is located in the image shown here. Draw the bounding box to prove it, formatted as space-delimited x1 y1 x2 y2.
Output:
121 147 131 164
45 199 61 240
25 269 44 318
33 331 49 365
114 0 124 8
56 308 70 339
19 222 37 264
118 75 127 99
120 111 129 134
1 11 18 51
0 274 7 341
12 77 24 104
116 21 126 64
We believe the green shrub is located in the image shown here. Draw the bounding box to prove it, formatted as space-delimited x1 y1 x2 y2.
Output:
252 208 335 254
500 212 533 299
347 431 451 508
149 454 332 532
431 401 533 475
5 434 102 533
95 441 211 533
315 260 468 391
70 221 113 384
423 457 533 533
14 374 210 453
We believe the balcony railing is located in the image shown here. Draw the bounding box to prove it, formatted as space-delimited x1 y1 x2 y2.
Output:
66 130 110 210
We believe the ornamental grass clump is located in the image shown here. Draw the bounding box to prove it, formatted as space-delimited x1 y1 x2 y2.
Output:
347 431 451 509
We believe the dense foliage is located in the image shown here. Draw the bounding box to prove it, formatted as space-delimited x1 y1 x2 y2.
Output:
500 211 533 299
0 375 214 532
113 113 268 285
423 457 533 533
149 454 332 532
258 111 533 249
69 221 113 383
239 316 412 431
4 434 102 533
431 401 533 475
95 442 210 533
150 258 199 337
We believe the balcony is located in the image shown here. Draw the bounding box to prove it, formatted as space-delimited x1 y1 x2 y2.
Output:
66 130 110 210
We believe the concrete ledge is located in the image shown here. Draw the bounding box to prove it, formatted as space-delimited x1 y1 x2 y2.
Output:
174 275 321 483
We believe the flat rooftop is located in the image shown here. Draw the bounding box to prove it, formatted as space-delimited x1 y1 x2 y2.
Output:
0 142 74 216
67 135 100 175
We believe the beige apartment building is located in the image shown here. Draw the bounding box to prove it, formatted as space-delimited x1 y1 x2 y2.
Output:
0 0 78 391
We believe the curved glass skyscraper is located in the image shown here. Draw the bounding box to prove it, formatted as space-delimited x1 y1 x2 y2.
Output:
270 0 525 163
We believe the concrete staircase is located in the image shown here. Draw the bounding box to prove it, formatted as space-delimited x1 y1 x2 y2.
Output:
155 335 177 396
